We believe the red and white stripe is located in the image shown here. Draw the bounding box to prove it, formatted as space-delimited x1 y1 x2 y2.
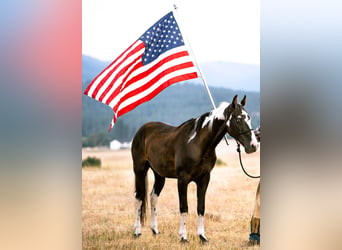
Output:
84 40 198 131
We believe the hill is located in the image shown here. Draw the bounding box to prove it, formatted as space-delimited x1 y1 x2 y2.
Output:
82 55 260 91
200 61 260 92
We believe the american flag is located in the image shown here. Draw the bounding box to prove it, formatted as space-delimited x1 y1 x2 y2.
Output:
84 11 199 131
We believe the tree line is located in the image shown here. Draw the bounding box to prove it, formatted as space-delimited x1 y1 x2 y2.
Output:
82 82 260 147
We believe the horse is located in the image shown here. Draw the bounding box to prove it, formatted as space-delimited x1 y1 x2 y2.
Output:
131 95 258 243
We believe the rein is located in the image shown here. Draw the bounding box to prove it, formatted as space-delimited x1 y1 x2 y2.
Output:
236 143 260 178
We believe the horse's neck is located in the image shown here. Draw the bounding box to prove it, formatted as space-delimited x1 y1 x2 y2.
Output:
187 105 230 154
209 121 227 149
199 119 227 155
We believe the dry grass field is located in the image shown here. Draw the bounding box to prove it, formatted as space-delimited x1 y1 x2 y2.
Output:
82 140 260 249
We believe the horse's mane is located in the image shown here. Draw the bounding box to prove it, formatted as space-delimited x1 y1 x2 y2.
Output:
177 112 211 136
178 112 209 127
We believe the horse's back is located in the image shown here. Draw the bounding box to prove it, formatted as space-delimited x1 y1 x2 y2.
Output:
133 122 176 144
132 122 177 158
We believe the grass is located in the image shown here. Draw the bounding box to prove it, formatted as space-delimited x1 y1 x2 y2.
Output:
82 141 260 249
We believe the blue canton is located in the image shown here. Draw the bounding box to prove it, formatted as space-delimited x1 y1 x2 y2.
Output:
139 12 185 65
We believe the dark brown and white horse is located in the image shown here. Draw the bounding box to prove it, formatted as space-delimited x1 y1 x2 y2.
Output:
131 95 258 243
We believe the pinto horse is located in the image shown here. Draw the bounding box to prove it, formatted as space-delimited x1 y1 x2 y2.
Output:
131 95 258 243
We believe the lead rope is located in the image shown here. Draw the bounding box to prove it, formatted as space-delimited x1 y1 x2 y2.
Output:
236 143 260 178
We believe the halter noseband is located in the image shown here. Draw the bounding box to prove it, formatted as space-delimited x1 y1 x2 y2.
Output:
237 128 254 137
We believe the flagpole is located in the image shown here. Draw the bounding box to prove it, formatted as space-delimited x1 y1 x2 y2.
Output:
173 5 229 145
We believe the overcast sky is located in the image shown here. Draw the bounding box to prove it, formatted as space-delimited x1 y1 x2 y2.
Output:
82 0 259 64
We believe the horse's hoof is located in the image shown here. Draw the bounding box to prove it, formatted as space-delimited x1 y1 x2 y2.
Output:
133 233 141 238
151 228 159 235
248 239 260 245
180 237 189 243
249 233 260 245
199 234 209 243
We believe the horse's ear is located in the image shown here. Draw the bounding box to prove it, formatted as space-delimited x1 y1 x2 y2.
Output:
232 95 238 108
241 95 246 107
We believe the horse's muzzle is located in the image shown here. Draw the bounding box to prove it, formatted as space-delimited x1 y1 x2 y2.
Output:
245 143 258 154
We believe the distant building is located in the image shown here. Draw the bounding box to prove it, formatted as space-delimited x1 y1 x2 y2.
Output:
121 141 132 149
109 140 132 150
110 140 121 150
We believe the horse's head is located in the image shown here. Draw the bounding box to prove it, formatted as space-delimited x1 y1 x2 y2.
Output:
225 95 258 154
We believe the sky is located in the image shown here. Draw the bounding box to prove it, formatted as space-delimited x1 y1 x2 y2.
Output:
82 0 259 65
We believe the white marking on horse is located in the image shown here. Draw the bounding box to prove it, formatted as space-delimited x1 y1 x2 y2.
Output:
179 212 187 240
134 198 142 235
197 215 206 237
187 118 199 143
150 189 159 234
242 110 259 148
202 102 229 130
226 113 232 127
187 132 197 143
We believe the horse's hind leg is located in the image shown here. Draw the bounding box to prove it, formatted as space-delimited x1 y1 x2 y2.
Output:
133 161 149 237
150 171 165 235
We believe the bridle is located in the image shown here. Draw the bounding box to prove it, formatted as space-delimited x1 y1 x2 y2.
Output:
226 114 260 179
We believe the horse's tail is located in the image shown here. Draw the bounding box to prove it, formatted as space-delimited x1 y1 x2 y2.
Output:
132 127 149 226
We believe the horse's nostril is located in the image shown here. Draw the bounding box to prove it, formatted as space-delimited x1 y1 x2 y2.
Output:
249 143 258 152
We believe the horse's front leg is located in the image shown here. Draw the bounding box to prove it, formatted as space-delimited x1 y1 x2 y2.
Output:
196 173 210 243
177 176 189 242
